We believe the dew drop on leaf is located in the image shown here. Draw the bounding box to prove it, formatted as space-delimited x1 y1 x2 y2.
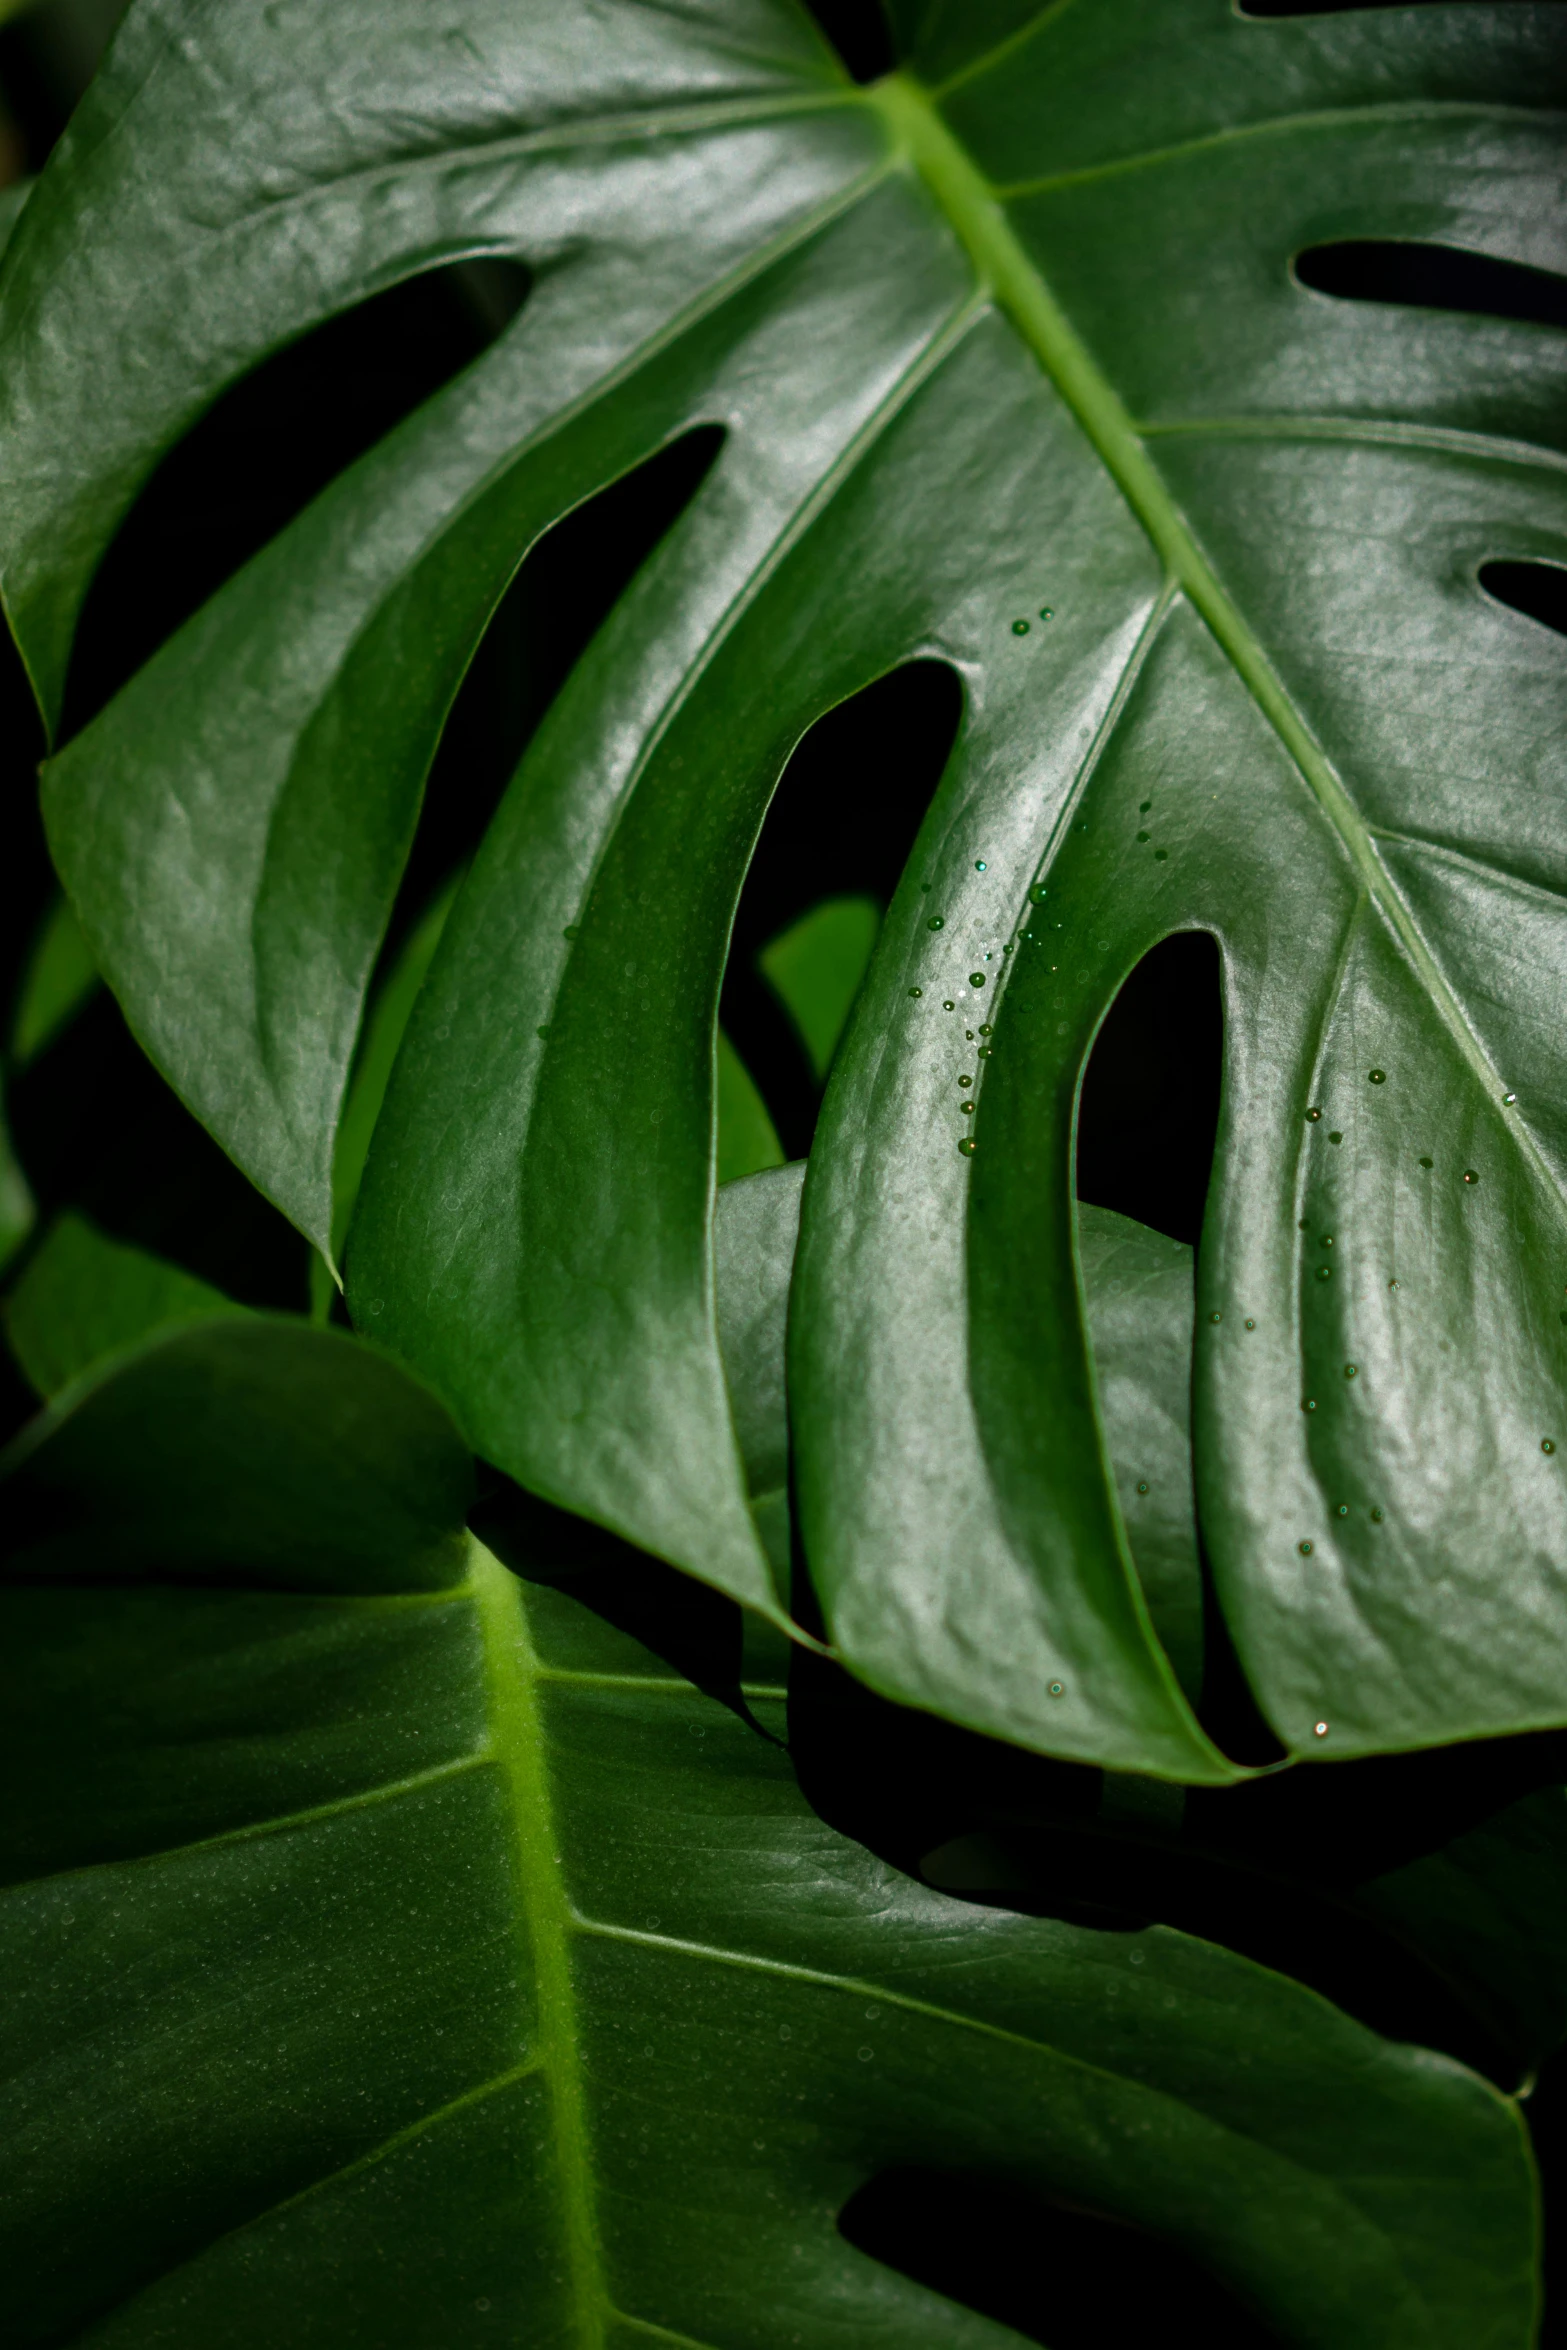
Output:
908 987 922 999
979 1024 993 1036
1140 800 1152 813
1344 1363 1358 1380
1464 1170 1479 1185
563 925 579 940
1137 830 1150 842
1335 1504 1349 1517
1544 1440 1556 1455
1306 1108 1322 1123
943 1000 955 1011
1503 1091 1518 1105
1368 1069 1386 1084
1244 1317 1256 1330
958 1137 976 1156
969 972 985 988
1208 1310 1222 1324
1313 1722 1330 1739
537 1025 549 1040
1029 883 1048 903
1302 1397 1318 1412
1012 618 1030 636
1299 1541 1313 1556
960 1102 975 1116
1048 1680 1065 1697
974 859 987 871
1419 1155 1433 1169
1039 607 1053 621
1370 1507 1385 1523
1316 1265 1332 1282
1136 1479 1150 1495
927 915 944 931
1154 849 1168 862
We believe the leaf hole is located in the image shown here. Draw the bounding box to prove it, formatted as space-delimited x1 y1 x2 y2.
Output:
1479 559 1567 641
61 260 534 737
838 2168 1288 2347
798 0 896 82
1293 241 1567 332
721 659 963 1161
380 424 724 973
1075 932 1222 1250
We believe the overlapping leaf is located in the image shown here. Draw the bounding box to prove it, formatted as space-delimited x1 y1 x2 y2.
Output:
1 1 1564 1765
0 1312 1540 2347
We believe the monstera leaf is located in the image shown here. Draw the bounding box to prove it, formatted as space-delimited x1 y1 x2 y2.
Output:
1 1 1565 1772
0 1311 1541 2348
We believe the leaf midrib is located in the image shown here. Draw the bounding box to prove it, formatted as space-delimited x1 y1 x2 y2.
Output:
869 70 1554 1207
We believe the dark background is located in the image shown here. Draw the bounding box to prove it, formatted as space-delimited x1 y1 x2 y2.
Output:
2 2 1565 2341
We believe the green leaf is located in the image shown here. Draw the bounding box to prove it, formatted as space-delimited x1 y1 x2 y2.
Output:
0 1319 1538 2348
759 892 880 1083
3 3 1564 1761
1356 1787 1567 2085
3 1212 244 1400
714 1030 785 1188
8 892 99 1069
0 1082 33 1278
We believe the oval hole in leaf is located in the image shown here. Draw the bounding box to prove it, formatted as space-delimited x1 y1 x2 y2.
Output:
1294 241 1567 331
799 0 895 82
839 2169 1287 2348
381 424 725 971
1480 559 1567 641
721 659 963 1159
61 261 532 736
1075 931 1222 1250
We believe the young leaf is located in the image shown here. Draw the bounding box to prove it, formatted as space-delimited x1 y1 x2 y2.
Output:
714 1030 785 1188
0 1318 1538 2348
2 3 1563 1759
3 1212 245 1401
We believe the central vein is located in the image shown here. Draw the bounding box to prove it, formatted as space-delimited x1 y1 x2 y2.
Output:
867 69 1527 1136
471 1539 605 2346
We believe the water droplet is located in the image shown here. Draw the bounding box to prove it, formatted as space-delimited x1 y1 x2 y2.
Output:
1313 1721 1329 1739
927 915 944 931
563 924 579 940
974 859 987 871
1419 1155 1433 1169
979 1024 993 1036
921 881 932 893
1368 1069 1385 1084
966 1029 975 1040
1370 1506 1384 1523
1321 1235 1334 1249
1029 883 1048 904
1302 1397 1317 1411
368 1299 384 1316
1388 1278 1399 1290
1335 1504 1349 1517
1503 1092 1517 1105
1463 1169 1479 1184
1137 830 1150 843
960 1101 976 1116
778 2025 792 2041
1306 1108 1322 1123
1299 1540 1314 1556
476 2299 491 2314
1244 1317 1256 1330
1039 607 1054 621
969 972 985 988
1344 1363 1358 1379
1328 1131 1343 1145
537 1025 550 1040
978 1043 993 1059
866 2005 881 2020
1048 1680 1065 1697
1154 849 1168 862
958 1137 976 1156
1544 1440 1557 1455
958 1074 973 1088
1208 1310 1222 1324
908 987 922 999
1012 618 1030 636
858 2046 874 2062
1136 1479 1150 1494
943 1000 955 1011
1316 1265 1332 1282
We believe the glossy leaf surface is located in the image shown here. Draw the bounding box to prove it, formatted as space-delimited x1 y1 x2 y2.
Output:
0 1316 1539 2348
1 2 1564 1761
